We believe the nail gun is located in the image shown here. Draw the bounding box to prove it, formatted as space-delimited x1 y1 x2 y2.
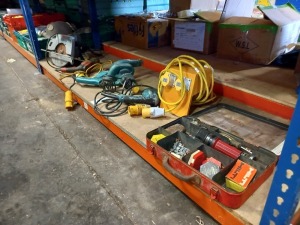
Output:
73 59 143 87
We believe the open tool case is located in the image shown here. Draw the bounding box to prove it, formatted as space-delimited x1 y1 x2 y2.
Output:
146 103 288 208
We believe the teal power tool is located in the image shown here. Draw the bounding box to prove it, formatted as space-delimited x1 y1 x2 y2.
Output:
104 87 160 106
94 86 160 117
73 59 143 87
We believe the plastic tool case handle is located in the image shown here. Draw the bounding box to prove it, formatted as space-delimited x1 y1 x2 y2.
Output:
162 154 201 184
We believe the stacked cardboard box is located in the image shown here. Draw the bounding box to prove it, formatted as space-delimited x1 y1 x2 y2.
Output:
114 14 170 49
168 0 256 55
169 0 220 15
217 4 300 65
170 11 221 54
169 0 300 65
114 0 300 65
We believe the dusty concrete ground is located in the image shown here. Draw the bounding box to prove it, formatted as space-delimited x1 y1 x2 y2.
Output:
0 37 219 225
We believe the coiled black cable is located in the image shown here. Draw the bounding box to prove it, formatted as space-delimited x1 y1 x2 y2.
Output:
93 82 155 117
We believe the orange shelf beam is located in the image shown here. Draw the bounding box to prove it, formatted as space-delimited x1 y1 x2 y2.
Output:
2 33 38 67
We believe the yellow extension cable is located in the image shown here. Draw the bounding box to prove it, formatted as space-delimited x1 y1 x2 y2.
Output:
158 55 216 112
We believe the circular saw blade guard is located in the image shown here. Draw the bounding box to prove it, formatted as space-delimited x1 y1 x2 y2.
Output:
46 34 76 68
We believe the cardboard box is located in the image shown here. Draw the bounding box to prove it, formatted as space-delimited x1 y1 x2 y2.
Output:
171 11 221 54
170 0 257 55
169 0 219 14
226 159 257 192
220 0 256 22
114 15 170 49
217 4 300 65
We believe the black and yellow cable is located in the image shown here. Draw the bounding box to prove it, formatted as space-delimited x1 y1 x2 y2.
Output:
158 55 216 112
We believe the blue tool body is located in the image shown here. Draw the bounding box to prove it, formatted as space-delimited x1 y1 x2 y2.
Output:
74 59 143 87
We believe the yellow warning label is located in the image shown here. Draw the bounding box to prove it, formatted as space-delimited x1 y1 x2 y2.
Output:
256 0 271 6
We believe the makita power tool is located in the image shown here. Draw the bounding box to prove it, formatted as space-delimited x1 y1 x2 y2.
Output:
73 59 143 88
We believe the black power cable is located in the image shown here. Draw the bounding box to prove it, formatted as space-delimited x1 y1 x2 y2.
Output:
93 81 155 117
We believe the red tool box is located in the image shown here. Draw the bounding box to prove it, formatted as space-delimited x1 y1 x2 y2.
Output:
3 14 43 30
3 13 65 31
146 103 288 209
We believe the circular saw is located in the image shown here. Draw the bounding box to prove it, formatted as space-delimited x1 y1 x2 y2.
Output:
45 34 76 68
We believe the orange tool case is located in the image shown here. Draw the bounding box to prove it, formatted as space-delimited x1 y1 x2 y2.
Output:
146 103 288 209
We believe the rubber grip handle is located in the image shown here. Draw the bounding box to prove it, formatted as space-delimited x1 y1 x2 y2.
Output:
75 77 101 86
212 138 241 159
119 95 157 106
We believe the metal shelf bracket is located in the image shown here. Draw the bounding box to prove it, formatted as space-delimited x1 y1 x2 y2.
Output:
19 0 42 73
260 96 300 225
88 0 101 50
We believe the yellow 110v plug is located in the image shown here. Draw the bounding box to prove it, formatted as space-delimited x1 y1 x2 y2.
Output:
142 107 165 118
65 90 73 110
128 104 150 116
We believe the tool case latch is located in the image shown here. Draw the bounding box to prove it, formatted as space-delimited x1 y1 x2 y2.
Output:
149 144 155 155
210 187 219 200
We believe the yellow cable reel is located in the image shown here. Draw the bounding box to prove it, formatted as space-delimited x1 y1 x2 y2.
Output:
158 55 216 117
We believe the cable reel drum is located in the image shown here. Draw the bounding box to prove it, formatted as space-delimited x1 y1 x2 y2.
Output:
158 55 216 117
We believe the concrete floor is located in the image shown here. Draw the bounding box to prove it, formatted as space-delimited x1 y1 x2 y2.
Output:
0 37 219 225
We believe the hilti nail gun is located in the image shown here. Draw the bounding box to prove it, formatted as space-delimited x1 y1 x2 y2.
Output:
73 59 143 87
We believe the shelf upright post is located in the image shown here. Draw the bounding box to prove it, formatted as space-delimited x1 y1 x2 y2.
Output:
260 96 300 225
296 54 300 95
19 0 42 73
88 0 101 50
143 0 147 12
32 0 42 13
